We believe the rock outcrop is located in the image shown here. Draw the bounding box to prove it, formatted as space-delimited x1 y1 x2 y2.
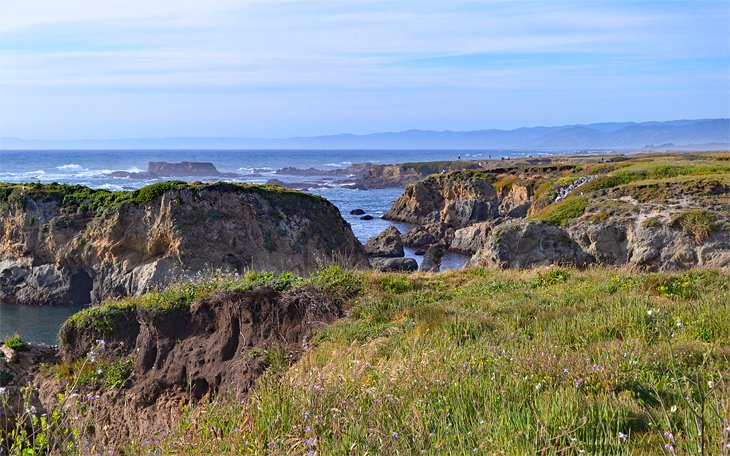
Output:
0 182 367 305
420 244 446 272
364 226 404 258
470 221 594 269
0 342 57 433
450 222 492 255
106 161 240 179
364 226 419 272
384 171 499 228
498 183 532 218
369 257 418 272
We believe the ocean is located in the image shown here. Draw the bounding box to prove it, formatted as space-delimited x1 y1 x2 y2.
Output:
0 148 554 343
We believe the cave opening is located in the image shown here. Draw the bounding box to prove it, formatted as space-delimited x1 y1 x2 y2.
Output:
68 270 93 305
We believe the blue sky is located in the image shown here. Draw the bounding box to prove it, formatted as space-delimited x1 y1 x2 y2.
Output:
0 0 728 139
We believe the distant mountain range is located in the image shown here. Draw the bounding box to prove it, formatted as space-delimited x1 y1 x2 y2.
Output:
2 118 728 150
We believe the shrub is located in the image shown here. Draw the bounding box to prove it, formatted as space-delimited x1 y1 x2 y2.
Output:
671 209 716 242
308 265 363 301
3 334 28 352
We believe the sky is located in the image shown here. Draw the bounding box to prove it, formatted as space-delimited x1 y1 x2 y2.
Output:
0 0 728 139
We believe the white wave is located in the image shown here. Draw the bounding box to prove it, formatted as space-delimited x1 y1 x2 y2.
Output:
97 183 125 191
56 164 83 170
125 166 143 173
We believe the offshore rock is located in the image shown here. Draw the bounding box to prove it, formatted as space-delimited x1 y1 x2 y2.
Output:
364 226 404 258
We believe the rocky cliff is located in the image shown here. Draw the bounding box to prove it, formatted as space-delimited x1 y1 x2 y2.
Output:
380 153 730 271
469 158 730 271
0 182 367 305
383 171 500 227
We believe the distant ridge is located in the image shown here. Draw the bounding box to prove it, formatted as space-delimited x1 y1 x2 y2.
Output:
2 118 728 150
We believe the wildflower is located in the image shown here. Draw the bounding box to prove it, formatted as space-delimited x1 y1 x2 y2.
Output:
707 381 714 389
97 369 103 375
0 387 6 395
88 351 96 363
582 416 588 422
618 432 628 443
664 431 674 440
647 310 653 316
664 443 675 452
535 383 542 391
675 320 682 327
563 368 569 374
25 406 36 414
575 378 584 388
391 431 398 438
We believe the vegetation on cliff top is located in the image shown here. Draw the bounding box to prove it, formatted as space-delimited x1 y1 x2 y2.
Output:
129 267 729 455
31 266 730 455
59 267 360 339
0 180 323 216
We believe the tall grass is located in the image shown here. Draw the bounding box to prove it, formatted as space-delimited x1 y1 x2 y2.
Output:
129 267 729 455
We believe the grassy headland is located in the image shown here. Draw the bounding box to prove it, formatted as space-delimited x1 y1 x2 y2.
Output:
43 266 728 454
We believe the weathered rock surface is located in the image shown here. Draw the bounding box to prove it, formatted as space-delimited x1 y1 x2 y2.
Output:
469 221 594 269
0 183 367 305
450 222 492 255
364 226 404 258
498 183 533 218
402 223 455 250
369 257 418 272
470 217 730 271
420 244 446 272
384 171 499 228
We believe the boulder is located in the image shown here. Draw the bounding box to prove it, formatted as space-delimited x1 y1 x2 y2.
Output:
350 209 365 215
469 221 594 269
450 222 492 255
402 223 454 249
365 226 404 258
360 215 374 220
420 244 446 272
370 257 418 272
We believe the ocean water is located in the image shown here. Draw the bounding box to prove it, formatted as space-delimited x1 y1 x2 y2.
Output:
0 148 543 342
0 148 560 240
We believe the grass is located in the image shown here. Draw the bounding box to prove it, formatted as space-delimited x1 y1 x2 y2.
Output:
529 196 588 226
59 268 357 339
108 267 729 455
671 209 718 242
2 334 28 352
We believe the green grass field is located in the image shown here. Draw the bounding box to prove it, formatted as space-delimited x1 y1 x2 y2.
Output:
121 267 730 455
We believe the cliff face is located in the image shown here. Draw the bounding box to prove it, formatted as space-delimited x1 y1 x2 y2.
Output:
380 153 730 271
28 283 347 446
383 171 500 228
0 182 366 305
